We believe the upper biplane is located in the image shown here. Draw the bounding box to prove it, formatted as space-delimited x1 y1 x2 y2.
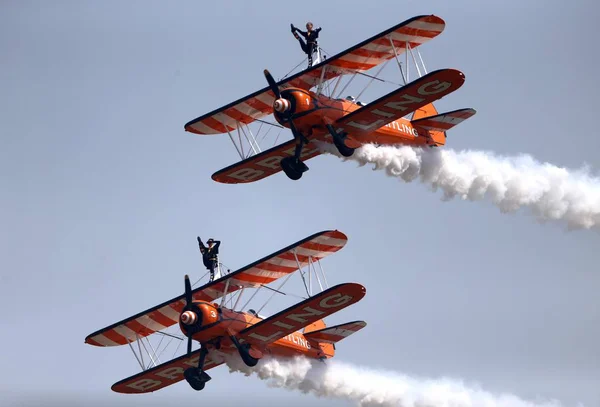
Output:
185 14 476 183
85 230 366 393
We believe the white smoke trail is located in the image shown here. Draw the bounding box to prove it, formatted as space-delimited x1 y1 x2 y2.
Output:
225 355 569 407
317 143 600 231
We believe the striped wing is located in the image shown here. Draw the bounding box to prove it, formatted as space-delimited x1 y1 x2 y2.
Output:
184 15 444 136
240 284 366 346
85 230 348 347
287 14 445 91
111 350 225 394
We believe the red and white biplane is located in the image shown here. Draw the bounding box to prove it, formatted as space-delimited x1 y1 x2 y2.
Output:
185 15 475 183
85 230 366 393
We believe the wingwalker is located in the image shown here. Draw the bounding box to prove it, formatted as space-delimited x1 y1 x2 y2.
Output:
85 230 367 393
184 15 476 183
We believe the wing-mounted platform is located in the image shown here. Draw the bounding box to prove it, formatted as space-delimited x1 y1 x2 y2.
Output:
84 230 347 347
239 283 366 347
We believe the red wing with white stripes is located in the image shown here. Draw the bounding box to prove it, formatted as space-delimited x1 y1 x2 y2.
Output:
184 15 444 136
84 230 347 347
239 283 366 346
211 138 326 184
334 69 466 138
111 349 224 394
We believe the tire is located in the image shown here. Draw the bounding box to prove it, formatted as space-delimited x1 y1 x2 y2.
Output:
239 344 259 367
184 368 206 391
281 157 303 180
334 138 355 157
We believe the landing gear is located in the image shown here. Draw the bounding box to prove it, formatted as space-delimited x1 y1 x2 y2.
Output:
326 124 355 157
184 346 212 391
229 334 259 367
281 136 309 180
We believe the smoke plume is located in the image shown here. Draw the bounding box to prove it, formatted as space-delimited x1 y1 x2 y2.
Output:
318 143 600 231
225 355 568 407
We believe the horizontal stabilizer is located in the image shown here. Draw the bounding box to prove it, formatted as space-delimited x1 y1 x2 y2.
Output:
303 320 366 344
111 350 223 394
410 107 476 132
240 283 366 346
334 69 466 138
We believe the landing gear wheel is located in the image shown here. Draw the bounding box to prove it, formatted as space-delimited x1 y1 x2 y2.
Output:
238 343 259 367
184 368 211 391
229 334 260 367
334 139 355 157
326 124 355 157
281 156 308 181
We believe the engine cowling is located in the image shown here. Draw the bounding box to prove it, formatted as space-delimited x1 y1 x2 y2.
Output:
178 301 219 337
272 89 316 126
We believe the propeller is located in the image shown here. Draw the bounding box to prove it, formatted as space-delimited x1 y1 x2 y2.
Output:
264 69 281 100
183 274 196 355
263 69 308 145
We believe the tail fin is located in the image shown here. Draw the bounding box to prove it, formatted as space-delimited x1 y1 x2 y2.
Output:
304 320 367 358
411 107 476 146
303 319 326 334
411 102 439 121
411 103 445 146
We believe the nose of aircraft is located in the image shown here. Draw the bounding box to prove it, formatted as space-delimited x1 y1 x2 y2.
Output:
181 310 198 325
274 98 290 113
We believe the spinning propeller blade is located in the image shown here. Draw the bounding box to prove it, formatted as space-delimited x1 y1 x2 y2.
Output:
184 275 193 354
264 69 281 99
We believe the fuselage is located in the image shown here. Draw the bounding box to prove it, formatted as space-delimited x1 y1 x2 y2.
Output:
180 300 332 360
274 87 433 148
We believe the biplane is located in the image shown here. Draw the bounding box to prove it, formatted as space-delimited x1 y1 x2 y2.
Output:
185 14 476 183
85 230 366 393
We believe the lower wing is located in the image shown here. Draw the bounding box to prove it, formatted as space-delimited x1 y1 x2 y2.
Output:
212 139 324 184
111 350 224 394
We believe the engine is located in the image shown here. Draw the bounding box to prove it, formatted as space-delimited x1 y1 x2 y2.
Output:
272 88 316 127
178 301 219 337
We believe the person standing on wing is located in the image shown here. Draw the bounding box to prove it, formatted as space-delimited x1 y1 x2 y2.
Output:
291 22 321 67
197 237 221 282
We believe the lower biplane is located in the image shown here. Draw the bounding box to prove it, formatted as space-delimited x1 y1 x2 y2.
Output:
184 14 476 183
85 230 366 393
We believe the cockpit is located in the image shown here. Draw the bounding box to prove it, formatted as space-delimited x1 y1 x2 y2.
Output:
247 309 266 320
345 95 367 106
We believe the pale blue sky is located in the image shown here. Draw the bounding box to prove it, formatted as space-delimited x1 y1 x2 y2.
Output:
1 1 599 406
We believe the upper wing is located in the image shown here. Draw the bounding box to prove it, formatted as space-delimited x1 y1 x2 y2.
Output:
303 321 367 344
334 69 466 137
239 283 366 346
184 15 444 136
85 230 348 347
111 349 223 394
286 14 445 90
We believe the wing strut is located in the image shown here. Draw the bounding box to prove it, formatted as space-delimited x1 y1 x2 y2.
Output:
388 36 407 85
292 248 311 297
354 59 390 103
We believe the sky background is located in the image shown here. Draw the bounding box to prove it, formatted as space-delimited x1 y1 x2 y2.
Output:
1 0 599 406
